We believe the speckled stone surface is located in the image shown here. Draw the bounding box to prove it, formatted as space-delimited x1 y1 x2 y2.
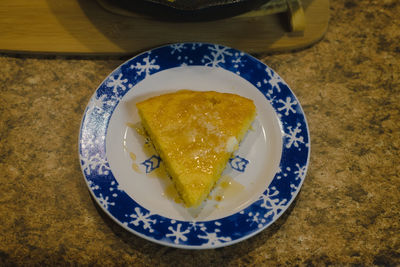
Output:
1 0 399 265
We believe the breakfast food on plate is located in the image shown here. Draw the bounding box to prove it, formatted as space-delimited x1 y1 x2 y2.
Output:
136 90 256 207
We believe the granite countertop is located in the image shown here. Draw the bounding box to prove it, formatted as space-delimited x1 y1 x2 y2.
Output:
1 0 399 265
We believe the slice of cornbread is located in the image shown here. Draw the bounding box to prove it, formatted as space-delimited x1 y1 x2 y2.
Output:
136 90 256 207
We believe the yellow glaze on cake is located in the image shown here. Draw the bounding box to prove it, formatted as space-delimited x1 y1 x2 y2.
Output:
136 90 256 207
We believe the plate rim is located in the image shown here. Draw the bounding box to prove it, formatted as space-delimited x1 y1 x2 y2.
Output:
78 42 311 249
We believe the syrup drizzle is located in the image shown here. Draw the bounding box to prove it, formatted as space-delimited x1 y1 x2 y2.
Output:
162 183 183 204
126 122 245 206
126 123 142 174
212 175 245 203
132 163 140 173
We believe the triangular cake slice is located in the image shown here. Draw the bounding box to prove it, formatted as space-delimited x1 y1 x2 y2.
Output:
136 90 256 207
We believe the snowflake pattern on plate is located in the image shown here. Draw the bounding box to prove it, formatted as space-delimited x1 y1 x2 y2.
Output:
79 42 310 249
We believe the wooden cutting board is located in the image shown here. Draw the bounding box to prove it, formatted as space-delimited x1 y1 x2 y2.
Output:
0 0 329 55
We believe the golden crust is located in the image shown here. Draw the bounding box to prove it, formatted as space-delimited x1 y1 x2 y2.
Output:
136 90 256 207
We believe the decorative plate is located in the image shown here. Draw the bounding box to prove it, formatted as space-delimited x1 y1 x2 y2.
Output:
79 42 310 249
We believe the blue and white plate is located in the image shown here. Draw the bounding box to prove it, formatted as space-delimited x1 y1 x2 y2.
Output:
79 43 310 249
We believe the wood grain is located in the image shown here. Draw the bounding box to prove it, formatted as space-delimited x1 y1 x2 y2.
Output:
0 0 329 55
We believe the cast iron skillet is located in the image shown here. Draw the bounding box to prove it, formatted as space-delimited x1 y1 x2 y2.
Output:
115 0 271 21
144 0 268 10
